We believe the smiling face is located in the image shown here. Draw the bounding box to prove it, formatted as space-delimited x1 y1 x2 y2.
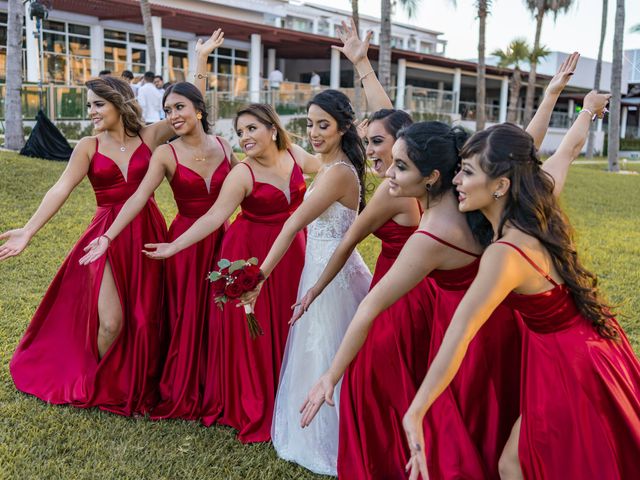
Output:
235 113 276 158
164 92 199 135
365 119 396 177
306 104 342 154
453 154 503 212
87 90 121 132
386 138 429 198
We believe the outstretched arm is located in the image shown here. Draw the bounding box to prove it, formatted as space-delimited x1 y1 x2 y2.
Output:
526 52 580 149
543 90 610 197
335 19 393 112
0 137 93 260
78 145 172 264
299 233 446 427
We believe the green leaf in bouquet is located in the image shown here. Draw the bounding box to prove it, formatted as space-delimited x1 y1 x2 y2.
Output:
217 258 231 269
247 257 259 265
208 271 222 282
229 259 247 274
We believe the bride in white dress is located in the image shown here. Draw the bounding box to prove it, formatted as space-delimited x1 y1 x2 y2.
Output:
241 90 372 475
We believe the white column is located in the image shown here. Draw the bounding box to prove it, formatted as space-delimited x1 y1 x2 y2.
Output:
312 19 319 34
151 16 162 73
90 25 105 76
436 80 445 110
452 68 461 114
499 75 509 123
25 4 40 82
395 58 407 109
187 39 198 79
267 48 276 76
249 34 262 103
401 37 409 50
621 106 628 139
278 58 286 74
275 17 283 28
567 99 575 120
328 22 335 37
330 48 340 89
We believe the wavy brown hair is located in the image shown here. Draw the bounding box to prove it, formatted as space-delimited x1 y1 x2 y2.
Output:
234 103 291 151
86 76 144 136
460 123 616 338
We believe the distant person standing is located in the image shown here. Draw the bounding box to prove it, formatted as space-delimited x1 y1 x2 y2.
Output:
154 75 166 119
268 67 283 104
137 71 163 124
121 70 139 95
309 71 321 91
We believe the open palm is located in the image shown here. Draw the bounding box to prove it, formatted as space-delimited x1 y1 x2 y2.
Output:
334 19 373 66
546 52 579 96
195 28 224 57
0 228 31 261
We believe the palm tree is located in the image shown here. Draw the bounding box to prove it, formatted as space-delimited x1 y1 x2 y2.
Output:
140 0 156 73
586 0 608 159
4 0 24 150
523 0 573 126
608 0 625 172
475 0 489 130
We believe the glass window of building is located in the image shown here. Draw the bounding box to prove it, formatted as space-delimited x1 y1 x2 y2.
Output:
317 18 331 36
391 36 404 49
285 15 313 33
203 46 249 97
0 12 7 82
38 19 92 84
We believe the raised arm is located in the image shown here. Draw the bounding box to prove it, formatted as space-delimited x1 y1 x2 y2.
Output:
0 137 93 261
78 145 173 264
335 19 393 112
142 163 252 259
543 90 610 197
402 245 524 480
526 52 579 149
291 181 405 323
299 233 446 427
289 144 322 174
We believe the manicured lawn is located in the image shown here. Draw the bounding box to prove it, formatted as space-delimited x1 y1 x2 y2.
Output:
0 152 638 479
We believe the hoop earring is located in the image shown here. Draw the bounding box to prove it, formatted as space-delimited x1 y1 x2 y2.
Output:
196 112 203 120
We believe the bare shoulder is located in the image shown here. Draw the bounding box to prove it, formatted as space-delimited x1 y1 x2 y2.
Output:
73 135 99 160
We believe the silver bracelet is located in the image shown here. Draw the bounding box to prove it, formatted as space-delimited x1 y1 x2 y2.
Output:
580 108 596 121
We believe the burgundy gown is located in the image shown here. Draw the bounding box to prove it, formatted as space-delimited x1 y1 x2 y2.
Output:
150 139 230 421
216 156 306 442
496 241 640 480
338 219 435 478
10 136 167 416
422 231 522 480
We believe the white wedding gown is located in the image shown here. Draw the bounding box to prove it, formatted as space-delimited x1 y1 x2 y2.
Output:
271 161 372 476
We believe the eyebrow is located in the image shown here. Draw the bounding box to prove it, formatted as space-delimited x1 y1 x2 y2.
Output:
461 160 475 169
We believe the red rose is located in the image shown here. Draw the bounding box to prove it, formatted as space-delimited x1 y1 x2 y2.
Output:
224 280 244 299
211 278 227 297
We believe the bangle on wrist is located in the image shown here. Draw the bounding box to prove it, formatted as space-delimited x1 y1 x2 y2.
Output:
100 234 112 247
580 108 596 121
358 69 375 81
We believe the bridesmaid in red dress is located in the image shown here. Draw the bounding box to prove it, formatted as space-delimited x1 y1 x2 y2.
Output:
402 97 640 480
144 104 320 441
1 76 175 415
79 81 236 421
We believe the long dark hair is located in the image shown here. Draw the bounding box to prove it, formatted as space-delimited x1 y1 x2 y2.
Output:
369 108 413 136
460 123 616 338
162 82 211 133
86 76 143 136
308 90 367 211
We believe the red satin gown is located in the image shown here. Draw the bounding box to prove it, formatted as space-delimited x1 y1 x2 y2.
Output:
150 140 230 421
421 231 522 480
10 136 167 416
338 219 435 478
216 156 306 442
496 241 640 480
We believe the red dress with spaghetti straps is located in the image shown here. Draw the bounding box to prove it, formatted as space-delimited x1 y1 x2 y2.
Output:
338 217 435 479
496 241 640 480
216 155 306 443
423 231 521 480
150 138 230 421
10 135 167 416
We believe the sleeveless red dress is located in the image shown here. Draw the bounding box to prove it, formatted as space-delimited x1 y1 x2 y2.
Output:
338 219 435 478
422 231 522 480
216 156 306 442
10 136 167 416
496 242 640 480
150 139 230 421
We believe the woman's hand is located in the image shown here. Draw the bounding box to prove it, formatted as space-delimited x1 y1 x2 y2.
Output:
583 90 611 119
334 19 373 67
78 236 110 265
195 28 224 58
0 228 32 261
299 373 336 428
142 242 178 260
356 118 369 140
290 286 320 325
545 52 579 96
237 280 264 309
403 409 429 480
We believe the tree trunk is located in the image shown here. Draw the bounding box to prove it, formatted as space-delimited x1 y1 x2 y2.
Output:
140 0 156 73
607 0 625 172
5 0 24 150
524 9 544 126
587 0 608 158
378 0 392 94
476 0 487 131
352 0 363 116
507 67 522 123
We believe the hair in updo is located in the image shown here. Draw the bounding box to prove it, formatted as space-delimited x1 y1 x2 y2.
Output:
460 123 616 338
368 109 413 137
308 89 367 211
234 103 291 151
163 82 211 133
86 76 144 136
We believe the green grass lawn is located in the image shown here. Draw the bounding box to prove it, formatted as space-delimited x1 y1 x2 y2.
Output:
0 152 638 479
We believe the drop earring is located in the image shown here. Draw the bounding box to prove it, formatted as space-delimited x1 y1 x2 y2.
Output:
196 112 203 120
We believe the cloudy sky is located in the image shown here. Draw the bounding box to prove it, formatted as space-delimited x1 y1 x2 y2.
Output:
320 0 640 66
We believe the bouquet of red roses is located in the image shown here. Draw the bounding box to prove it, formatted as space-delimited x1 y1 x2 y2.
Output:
208 257 265 339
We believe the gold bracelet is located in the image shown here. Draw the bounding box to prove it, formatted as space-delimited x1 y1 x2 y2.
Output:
359 70 375 81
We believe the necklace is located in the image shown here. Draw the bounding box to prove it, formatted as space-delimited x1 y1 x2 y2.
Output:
120 144 126 152
193 137 212 162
